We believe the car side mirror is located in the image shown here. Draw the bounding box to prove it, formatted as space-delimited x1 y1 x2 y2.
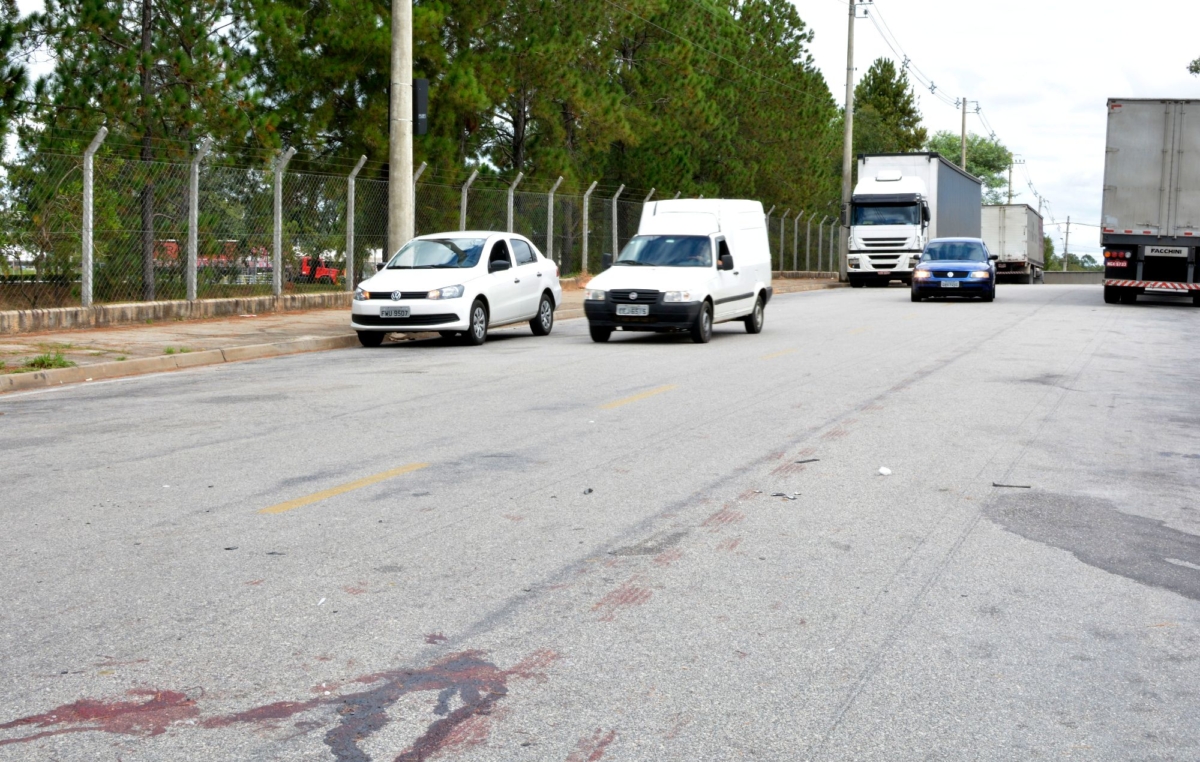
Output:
719 253 734 271
489 259 511 273
375 262 385 272
989 254 998 262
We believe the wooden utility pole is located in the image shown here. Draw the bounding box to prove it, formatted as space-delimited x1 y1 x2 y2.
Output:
388 0 414 257
838 0 857 283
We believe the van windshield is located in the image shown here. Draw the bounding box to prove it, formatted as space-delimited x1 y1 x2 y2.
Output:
615 236 712 267
852 204 920 226
387 238 486 269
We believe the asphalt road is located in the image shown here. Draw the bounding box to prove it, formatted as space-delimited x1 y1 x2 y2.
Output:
3 285 1199 761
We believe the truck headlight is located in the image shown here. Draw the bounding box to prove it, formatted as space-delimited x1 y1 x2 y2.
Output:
914 270 932 280
970 271 990 279
354 287 369 301
663 291 697 303
427 284 464 299
585 289 606 301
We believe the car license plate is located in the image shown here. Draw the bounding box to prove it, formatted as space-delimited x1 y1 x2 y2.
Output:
380 306 410 318
616 304 650 317
940 281 960 289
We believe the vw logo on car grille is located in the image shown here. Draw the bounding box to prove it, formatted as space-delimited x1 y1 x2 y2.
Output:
946 272 954 278
629 292 639 301
391 290 402 301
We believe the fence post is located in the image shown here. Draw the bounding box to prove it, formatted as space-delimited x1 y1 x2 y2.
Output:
818 215 828 272
411 162 427 240
806 215 813 271
829 220 837 272
187 137 213 302
643 188 656 203
506 171 524 233
779 209 790 271
344 155 367 291
459 169 479 231
81 127 108 309
673 192 681 200
581 181 597 275
793 211 803 271
611 184 625 262
546 176 564 264
273 147 297 297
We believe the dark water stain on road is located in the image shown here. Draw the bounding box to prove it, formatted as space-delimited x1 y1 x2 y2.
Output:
986 492 1200 602
0 650 558 761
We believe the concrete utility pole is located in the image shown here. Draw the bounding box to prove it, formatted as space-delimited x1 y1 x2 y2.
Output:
960 96 968 170
1063 216 1071 271
388 0 414 257
1007 162 1014 204
838 0 857 283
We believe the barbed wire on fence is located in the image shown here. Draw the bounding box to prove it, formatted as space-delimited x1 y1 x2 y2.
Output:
0 138 821 310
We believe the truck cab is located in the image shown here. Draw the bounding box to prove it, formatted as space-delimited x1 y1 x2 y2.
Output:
848 170 929 287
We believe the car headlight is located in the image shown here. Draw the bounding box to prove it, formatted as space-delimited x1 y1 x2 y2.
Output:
585 289 606 301
427 284 465 300
913 269 932 280
970 271 990 279
663 291 698 303
354 287 369 301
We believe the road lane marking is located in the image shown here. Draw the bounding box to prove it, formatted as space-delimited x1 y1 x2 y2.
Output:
601 385 676 410
848 326 870 335
260 463 429 514
762 349 797 360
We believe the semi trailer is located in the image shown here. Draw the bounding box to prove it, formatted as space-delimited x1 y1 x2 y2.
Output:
1101 99 1200 304
847 153 983 287
982 204 1044 283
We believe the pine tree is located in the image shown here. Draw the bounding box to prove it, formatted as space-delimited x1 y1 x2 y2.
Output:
853 57 926 156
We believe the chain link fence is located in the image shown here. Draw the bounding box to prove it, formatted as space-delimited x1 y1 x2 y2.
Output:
1 133 832 310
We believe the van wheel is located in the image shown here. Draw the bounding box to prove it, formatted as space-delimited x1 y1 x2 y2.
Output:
357 331 385 348
464 300 488 345
691 301 713 344
530 292 554 336
743 295 765 334
589 325 612 343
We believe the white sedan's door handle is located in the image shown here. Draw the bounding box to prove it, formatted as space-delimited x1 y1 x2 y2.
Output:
514 278 521 283
733 271 740 275
536 272 542 277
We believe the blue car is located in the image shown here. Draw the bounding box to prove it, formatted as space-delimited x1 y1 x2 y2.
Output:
911 238 998 302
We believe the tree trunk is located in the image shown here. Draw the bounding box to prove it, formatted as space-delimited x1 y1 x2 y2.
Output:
140 0 155 302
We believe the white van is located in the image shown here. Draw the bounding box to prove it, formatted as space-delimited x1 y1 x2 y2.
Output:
582 199 773 343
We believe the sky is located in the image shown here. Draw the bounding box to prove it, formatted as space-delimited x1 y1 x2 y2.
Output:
796 0 1200 256
13 0 1200 256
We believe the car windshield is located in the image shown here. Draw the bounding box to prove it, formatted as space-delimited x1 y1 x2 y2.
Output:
615 235 712 267
387 238 486 269
922 241 988 262
852 204 920 226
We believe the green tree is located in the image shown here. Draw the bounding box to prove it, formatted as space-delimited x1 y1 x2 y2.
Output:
1042 233 1057 270
0 0 26 142
925 130 1012 204
853 57 926 156
1189 57 1199 75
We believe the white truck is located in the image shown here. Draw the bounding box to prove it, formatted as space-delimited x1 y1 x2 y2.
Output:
848 153 983 287
982 204 1044 283
1101 98 1200 305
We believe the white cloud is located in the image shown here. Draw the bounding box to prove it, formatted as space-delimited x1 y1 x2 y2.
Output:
796 0 1200 255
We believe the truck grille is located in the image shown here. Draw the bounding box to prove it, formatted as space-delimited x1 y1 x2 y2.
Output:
861 238 908 248
610 289 661 304
868 255 901 268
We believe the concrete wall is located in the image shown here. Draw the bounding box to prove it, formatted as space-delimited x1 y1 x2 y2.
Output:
1042 271 1103 285
0 292 353 335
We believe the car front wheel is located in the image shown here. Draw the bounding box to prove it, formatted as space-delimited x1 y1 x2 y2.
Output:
691 301 713 344
530 293 554 336
911 290 923 302
357 330 385 347
589 324 612 343
464 300 488 345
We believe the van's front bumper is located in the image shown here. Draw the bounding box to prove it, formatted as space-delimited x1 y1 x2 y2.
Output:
584 300 703 331
351 302 467 332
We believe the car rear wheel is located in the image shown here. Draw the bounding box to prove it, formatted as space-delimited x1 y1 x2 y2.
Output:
691 301 713 344
530 292 554 336
357 330 385 348
464 300 488 345
743 295 765 334
589 324 612 343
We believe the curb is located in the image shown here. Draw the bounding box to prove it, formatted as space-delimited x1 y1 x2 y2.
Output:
0 334 359 394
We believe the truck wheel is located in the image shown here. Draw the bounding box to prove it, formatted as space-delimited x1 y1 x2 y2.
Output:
357 330 385 348
850 277 864 288
1023 272 1034 285
690 301 713 344
743 295 765 334
1104 286 1120 304
589 325 612 343
1120 291 1138 305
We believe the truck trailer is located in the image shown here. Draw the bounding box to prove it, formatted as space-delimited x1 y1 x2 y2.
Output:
1101 99 1200 304
982 204 1044 283
848 153 983 287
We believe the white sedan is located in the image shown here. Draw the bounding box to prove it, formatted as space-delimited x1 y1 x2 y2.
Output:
351 232 564 346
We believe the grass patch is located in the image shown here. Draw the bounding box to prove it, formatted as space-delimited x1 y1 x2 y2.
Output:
115 355 127 361
164 347 175 355
18 352 76 371
164 346 191 355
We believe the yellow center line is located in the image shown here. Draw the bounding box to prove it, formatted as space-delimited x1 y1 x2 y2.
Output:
762 348 796 360
260 463 429 515
601 384 677 410
848 326 870 335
